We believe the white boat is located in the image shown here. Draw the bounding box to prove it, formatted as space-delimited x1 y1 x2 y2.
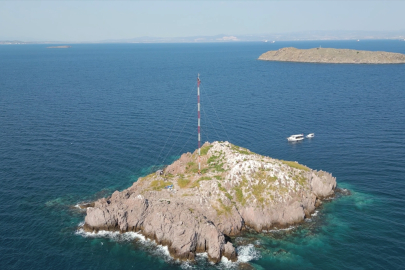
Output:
287 134 304 142
306 133 315 138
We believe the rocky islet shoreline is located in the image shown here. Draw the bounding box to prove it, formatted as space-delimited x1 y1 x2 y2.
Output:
80 141 336 263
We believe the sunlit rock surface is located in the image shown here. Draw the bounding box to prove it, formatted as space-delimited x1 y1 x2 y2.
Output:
83 141 336 262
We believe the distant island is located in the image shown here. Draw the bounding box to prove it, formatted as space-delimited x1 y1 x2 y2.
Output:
46 46 71 49
80 141 336 263
259 47 405 64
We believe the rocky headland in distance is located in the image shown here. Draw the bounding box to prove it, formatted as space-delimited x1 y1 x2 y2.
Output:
258 47 405 64
81 141 336 263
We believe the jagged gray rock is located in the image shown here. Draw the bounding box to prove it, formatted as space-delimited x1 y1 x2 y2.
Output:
82 141 336 262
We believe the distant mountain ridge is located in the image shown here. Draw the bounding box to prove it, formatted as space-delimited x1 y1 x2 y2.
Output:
1 30 405 44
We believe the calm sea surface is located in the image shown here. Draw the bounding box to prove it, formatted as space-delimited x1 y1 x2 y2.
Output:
1 40 405 269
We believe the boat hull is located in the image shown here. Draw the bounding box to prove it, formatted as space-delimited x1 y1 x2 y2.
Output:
288 138 304 142
287 134 304 142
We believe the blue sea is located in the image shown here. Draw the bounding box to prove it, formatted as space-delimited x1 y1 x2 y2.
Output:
1 40 405 269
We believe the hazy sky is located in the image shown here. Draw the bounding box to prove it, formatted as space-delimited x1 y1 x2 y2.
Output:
1 0 404 41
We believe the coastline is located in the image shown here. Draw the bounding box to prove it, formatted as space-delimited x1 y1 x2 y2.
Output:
80 141 337 263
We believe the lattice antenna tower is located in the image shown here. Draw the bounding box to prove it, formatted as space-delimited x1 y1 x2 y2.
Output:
197 74 201 174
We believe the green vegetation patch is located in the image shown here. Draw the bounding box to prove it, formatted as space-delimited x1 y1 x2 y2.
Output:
293 172 307 186
214 198 232 216
254 170 278 183
213 163 225 172
207 155 219 164
206 150 228 173
185 162 199 173
234 187 246 206
207 153 225 172
217 182 227 193
233 175 251 205
281 160 310 172
218 182 233 201
241 175 249 186
200 145 213 156
231 145 252 155
177 176 191 188
190 176 212 188
149 179 173 191
251 181 267 205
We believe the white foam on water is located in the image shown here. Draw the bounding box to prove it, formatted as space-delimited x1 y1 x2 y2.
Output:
179 252 211 269
214 244 262 269
216 244 262 269
180 262 194 269
75 222 182 264
237 244 261 263
267 226 296 233
122 231 147 242
196 252 208 258
311 210 319 217
75 222 260 268
155 244 171 257
75 225 146 243
74 204 88 211
76 228 117 239
219 256 236 269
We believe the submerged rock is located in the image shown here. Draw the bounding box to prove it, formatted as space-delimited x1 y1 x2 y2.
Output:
273 248 288 256
83 141 336 262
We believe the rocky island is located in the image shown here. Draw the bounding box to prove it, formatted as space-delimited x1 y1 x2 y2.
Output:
258 47 405 64
81 141 336 263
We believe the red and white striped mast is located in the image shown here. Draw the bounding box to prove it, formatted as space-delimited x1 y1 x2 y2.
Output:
197 74 201 174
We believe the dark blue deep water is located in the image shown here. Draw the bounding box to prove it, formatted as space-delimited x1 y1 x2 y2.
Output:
1 40 405 269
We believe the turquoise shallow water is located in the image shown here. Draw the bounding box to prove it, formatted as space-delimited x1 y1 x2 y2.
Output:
1 40 405 269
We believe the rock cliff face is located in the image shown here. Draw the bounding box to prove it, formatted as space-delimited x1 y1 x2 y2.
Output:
258 47 405 64
82 141 336 262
